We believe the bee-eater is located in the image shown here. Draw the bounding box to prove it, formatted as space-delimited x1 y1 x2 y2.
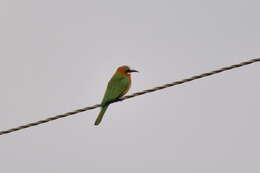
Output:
94 65 138 126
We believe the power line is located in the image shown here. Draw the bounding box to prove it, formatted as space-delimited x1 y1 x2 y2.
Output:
0 57 259 136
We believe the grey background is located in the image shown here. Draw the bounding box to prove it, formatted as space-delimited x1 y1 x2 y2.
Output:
1 0 260 172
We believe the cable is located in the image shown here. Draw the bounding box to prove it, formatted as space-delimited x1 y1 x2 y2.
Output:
0 57 259 136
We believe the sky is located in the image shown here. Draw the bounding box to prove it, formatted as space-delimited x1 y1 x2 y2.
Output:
1 0 260 173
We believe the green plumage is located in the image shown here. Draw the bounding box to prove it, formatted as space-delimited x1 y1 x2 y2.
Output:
94 73 130 125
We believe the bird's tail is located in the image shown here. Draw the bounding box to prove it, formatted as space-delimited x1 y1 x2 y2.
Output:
94 105 109 126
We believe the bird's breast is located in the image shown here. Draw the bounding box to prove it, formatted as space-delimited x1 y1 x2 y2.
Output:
122 77 131 95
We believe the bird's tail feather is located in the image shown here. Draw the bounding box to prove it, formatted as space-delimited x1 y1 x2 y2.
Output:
94 105 109 126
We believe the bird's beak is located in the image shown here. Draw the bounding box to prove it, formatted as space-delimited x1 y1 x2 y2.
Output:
128 69 139 73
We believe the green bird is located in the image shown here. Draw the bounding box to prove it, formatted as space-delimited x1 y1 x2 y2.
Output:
95 65 138 126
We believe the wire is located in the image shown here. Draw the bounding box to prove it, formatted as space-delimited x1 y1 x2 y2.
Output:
0 57 259 136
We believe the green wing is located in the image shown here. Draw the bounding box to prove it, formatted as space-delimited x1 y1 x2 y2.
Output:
101 74 130 105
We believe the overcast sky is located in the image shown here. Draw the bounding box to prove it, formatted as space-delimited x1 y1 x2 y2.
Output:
1 0 260 173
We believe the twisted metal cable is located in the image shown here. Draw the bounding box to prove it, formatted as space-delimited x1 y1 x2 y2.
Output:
0 57 259 136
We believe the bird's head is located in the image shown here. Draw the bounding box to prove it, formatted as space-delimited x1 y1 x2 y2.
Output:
116 65 139 77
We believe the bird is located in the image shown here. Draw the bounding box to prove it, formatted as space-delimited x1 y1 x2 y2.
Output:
94 65 138 126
